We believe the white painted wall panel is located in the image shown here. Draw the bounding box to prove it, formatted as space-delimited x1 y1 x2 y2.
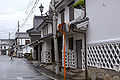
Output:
86 0 120 43
48 24 52 34
57 13 61 25
46 39 51 51
65 6 69 22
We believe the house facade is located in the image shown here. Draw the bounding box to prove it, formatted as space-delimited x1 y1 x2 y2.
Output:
15 32 31 57
37 17 55 64
0 39 14 55
27 16 45 61
24 0 120 79
55 0 89 69
86 0 120 71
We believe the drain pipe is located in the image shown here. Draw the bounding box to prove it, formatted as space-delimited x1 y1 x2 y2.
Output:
83 0 88 80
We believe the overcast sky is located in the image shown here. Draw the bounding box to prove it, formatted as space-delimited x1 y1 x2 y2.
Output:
0 0 50 39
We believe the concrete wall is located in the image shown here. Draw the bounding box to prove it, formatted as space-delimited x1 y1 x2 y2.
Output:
42 38 51 51
48 24 52 34
23 45 32 54
64 33 84 51
41 23 52 38
86 0 120 44
57 0 120 44
42 40 47 51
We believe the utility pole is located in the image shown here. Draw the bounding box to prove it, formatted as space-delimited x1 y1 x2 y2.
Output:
52 0 59 74
17 21 20 57
8 32 10 56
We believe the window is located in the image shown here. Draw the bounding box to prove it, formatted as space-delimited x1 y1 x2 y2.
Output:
25 40 30 45
69 4 74 21
43 25 48 36
60 9 65 23
69 37 73 50
1 46 2 49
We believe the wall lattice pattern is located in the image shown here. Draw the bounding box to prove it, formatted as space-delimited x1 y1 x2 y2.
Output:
87 42 120 71
41 51 52 63
62 50 77 68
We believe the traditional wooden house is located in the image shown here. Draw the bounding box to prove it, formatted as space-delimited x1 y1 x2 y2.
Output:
27 16 45 61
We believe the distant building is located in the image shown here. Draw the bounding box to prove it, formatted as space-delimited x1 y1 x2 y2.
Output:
15 32 31 57
0 39 14 55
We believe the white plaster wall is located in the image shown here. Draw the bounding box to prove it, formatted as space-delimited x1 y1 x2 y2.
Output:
22 39 25 45
6 46 9 49
42 40 47 51
41 30 43 38
74 9 84 20
65 33 84 51
46 39 51 51
48 24 52 34
65 6 69 22
74 0 84 20
73 33 84 50
57 13 61 25
86 0 120 44
23 46 32 54
42 39 51 51
6 50 8 55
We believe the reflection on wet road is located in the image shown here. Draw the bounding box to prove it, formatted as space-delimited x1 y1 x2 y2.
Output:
0 55 52 80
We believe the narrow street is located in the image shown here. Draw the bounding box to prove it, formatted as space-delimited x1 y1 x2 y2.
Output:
0 55 52 80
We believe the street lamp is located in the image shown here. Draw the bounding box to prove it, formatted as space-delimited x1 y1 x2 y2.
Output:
39 4 44 16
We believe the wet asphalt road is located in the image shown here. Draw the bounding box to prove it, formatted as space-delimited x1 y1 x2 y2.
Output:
0 55 52 80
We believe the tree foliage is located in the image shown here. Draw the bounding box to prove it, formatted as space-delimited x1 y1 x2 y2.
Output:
73 0 84 8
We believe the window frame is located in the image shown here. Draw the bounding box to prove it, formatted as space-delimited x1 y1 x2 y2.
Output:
69 37 73 50
69 3 74 22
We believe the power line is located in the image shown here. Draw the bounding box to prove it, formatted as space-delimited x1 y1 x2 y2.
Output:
9 0 36 34
25 0 35 14
0 30 9 33
0 5 28 14
11 25 18 34
20 0 39 29
10 0 39 35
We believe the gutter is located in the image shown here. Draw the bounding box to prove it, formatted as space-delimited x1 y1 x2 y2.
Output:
83 0 88 79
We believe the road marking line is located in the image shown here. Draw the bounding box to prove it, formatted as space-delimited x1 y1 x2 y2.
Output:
40 72 57 80
16 76 23 80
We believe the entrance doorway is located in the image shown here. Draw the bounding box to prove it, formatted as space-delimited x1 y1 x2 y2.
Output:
76 40 82 69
